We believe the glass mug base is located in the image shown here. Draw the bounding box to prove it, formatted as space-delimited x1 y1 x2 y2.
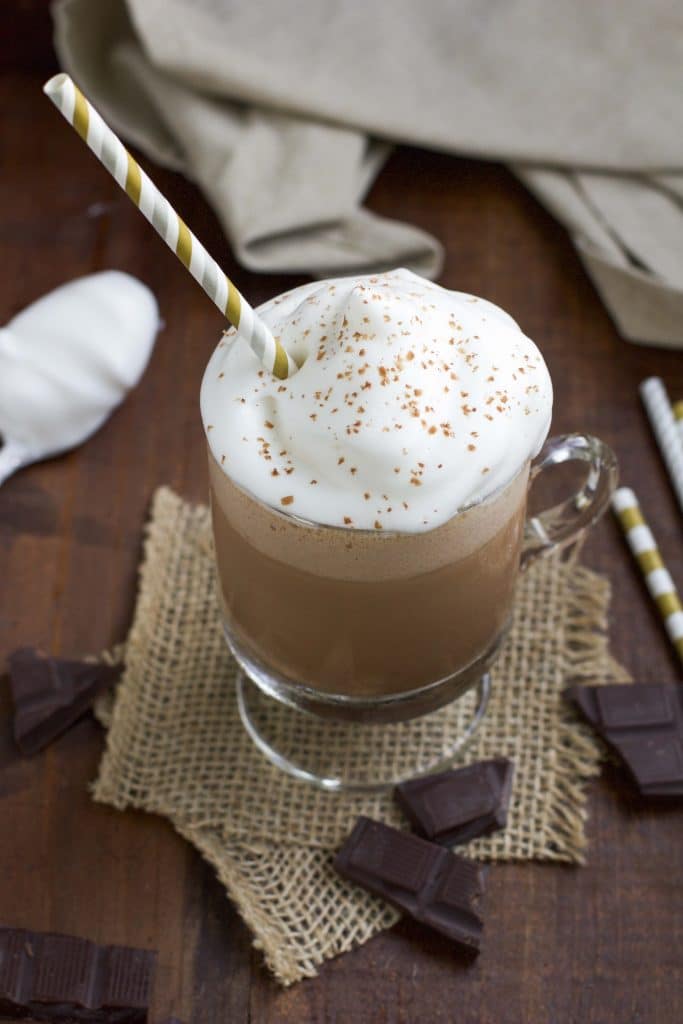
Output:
235 667 491 793
223 619 506 724
216 433 617 789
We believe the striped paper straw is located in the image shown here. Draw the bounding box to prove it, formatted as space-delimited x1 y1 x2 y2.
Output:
673 399 683 447
612 487 683 665
43 74 296 380
640 377 683 516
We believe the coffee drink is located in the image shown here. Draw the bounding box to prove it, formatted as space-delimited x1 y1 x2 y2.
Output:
209 454 528 696
201 269 552 700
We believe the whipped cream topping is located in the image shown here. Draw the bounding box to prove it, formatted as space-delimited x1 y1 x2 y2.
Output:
201 269 552 532
0 271 159 461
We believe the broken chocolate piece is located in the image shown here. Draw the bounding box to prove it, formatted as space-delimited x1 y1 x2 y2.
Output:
334 817 485 952
564 683 683 797
0 925 156 1022
395 758 514 845
6 647 121 755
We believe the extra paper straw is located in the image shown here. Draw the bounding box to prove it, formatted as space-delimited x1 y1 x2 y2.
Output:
612 487 683 665
673 400 683 447
640 377 683 515
43 73 296 380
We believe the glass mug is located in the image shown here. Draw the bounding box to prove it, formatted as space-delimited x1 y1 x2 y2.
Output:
208 433 617 789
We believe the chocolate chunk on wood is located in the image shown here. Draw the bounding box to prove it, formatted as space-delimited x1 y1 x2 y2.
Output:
0 925 156 1022
395 758 514 845
564 683 683 797
334 817 485 953
6 647 121 755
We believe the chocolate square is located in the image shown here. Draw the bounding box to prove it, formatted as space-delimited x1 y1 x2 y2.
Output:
349 821 437 893
334 817 485 953
596 684 673 730
395 759 514 845
613 735 683 787
0 926 155 1022
564 683 683 798
7 647 121 755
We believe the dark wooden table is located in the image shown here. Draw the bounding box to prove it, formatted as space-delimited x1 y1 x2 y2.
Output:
1 15 682 1024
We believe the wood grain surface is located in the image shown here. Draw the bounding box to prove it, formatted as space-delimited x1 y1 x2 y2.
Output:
1 12 682 1023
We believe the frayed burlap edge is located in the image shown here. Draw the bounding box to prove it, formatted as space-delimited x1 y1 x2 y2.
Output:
542 562 631 863
179 827 399 985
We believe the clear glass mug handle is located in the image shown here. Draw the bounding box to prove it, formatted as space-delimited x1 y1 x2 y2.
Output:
521 434 618 570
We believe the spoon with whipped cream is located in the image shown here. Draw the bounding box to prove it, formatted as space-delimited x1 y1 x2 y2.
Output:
0 270 160 485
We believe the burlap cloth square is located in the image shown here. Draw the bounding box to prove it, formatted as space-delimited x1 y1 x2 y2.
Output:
94 487 629 985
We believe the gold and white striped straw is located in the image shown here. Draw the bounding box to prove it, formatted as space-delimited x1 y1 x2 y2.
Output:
43 73 296 381
673 399 683 447
612 486 683 665
640 377 683 516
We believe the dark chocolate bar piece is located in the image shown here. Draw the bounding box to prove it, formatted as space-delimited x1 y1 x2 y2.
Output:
334 817 485 952
0 925 156 1022
395 758 514 845
7 647 122 755
564 683 683 797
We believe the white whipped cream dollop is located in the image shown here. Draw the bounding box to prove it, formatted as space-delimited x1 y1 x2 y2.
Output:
201 269 552 532
0 271 159 461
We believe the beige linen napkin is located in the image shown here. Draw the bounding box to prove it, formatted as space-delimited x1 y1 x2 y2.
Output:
54 0 683 347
